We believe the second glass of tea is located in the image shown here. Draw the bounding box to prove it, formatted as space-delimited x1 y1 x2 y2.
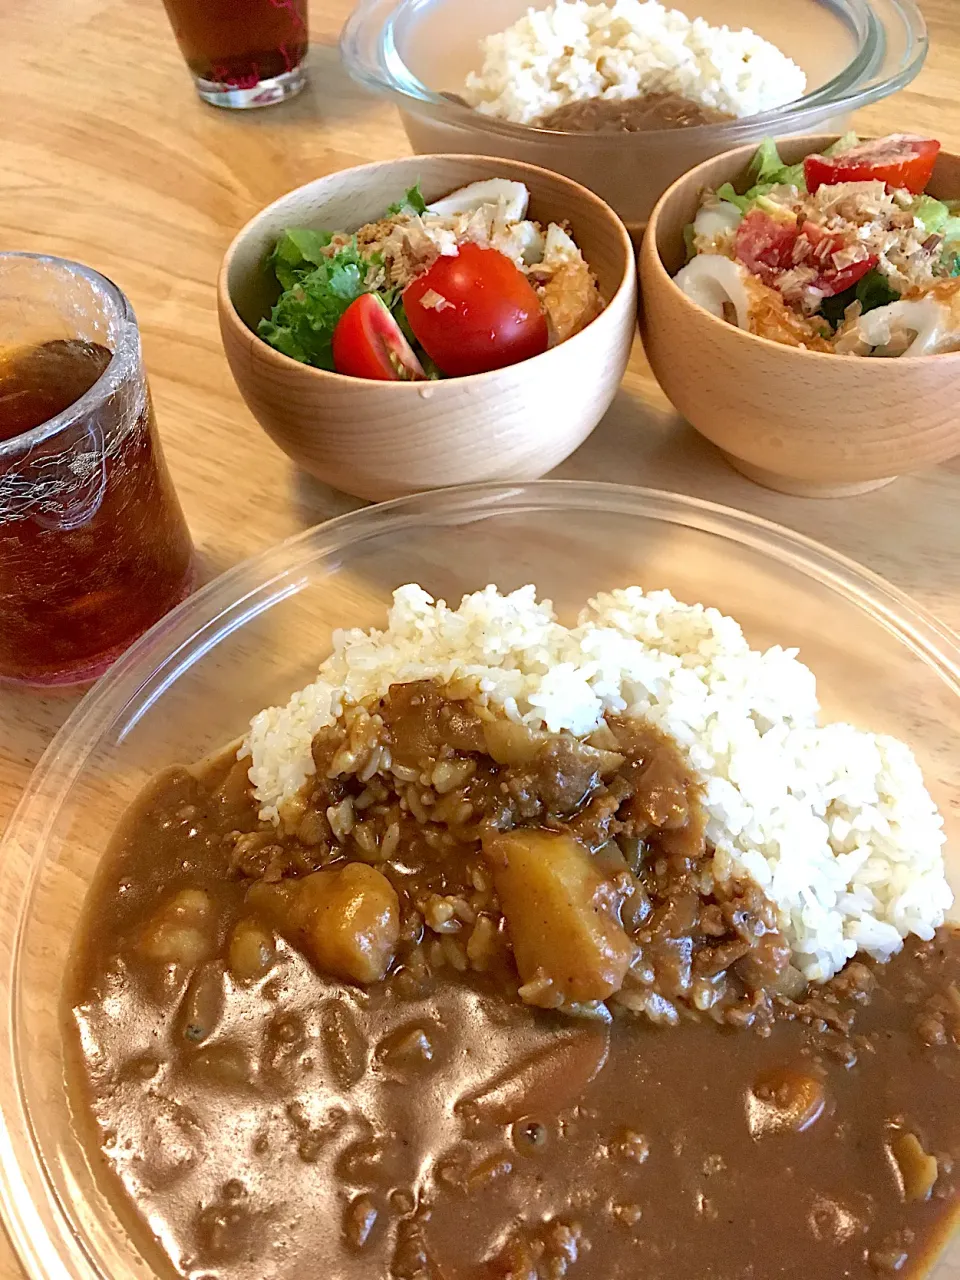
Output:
0 254 195 686
160 0 309 109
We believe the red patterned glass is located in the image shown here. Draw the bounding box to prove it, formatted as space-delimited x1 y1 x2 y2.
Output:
160 0 309 109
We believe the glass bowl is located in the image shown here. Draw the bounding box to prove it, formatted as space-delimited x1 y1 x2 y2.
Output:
341 0 928 234
0 481 957 1280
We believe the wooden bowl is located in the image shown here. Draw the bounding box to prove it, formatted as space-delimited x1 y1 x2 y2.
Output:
219 155 636 502
639 135 960 497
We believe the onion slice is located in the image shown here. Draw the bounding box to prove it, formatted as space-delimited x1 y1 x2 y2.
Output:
856 297 951 356
674 255 752 330
426 179 529 223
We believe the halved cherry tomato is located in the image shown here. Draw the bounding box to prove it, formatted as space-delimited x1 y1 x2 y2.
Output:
803 135 940 195
403 242 548 378
797 221 877 296
332 294 426 381
821 255 878 295
734 209 800 284
736 210 878 297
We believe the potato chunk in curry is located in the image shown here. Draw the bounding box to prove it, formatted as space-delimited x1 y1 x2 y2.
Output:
252 863 400 985
298 863 400 984
483 829 636 1007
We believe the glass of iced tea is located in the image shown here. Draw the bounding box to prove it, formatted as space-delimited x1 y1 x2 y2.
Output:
160 0 309 109
0 254 195 686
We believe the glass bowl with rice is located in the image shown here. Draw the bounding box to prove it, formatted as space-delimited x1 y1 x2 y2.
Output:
341 0 928 236
0 481 958 1280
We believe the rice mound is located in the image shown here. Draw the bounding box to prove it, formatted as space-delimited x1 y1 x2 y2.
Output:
241 584 952 982
461 0 808 126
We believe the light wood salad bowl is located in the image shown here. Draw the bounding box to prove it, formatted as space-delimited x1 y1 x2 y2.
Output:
639 134 960 497
219 156 636 502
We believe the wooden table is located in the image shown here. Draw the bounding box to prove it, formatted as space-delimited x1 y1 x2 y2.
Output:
1 0 959 1274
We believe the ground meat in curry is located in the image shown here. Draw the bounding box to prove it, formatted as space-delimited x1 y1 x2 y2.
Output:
442 88 732 131
536 91 733 132
65 680 960 1279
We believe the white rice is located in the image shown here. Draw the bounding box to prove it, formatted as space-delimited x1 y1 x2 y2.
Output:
241 584 951 982
461 0 807 126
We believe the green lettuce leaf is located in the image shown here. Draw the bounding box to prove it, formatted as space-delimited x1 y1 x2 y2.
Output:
258 237 368 369
855 269 900 314
935 214 960 274
824 131 859 158
257 237 448 377
913 195 949 235
819 268 900 329
746 138 787 187
725 133 838 213
743 136 827 191
715 182 752 214
391 297 417 347
773 160 806 189
386 183 428 217
267 228 334 291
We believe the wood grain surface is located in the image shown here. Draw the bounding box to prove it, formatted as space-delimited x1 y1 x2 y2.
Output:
0 1 959 1274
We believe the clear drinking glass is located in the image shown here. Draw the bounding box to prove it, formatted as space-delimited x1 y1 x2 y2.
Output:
0 253 195 686
160 0 309 108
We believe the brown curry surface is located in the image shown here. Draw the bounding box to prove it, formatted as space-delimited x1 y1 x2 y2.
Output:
65 680 960 1279
535 91 733 132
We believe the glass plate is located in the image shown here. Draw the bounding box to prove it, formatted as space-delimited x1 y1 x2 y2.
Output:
0 481 957 1279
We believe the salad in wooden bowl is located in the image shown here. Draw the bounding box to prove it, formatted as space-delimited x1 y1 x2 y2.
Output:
639 133 960 497
219 155 636 501
675 133 960 357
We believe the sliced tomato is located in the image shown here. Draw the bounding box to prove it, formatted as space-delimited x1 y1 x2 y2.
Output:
733 209 800 284
822 256 878 295
803 135 940 195
403 242 549 378
796 221 877 296
736 211 877 297
332 294 426 381
799 221 840 251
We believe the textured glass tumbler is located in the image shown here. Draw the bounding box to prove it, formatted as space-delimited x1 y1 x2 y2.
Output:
0 254 195 686
160 0 309 108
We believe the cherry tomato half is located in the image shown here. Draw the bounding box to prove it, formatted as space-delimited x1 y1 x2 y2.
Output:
735 211 878 298
797 221 877 297
803 135 940 196
734 209 800 284
332 294 426 381
403 243 549 378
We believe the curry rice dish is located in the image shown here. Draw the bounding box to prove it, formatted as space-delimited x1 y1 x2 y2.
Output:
65 586 959 1279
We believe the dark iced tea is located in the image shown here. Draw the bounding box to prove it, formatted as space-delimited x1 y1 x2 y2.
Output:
161 0 308 108
0 258 194 686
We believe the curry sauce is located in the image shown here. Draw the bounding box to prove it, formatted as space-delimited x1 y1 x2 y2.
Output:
64 681 960 1278
536 91 733 132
